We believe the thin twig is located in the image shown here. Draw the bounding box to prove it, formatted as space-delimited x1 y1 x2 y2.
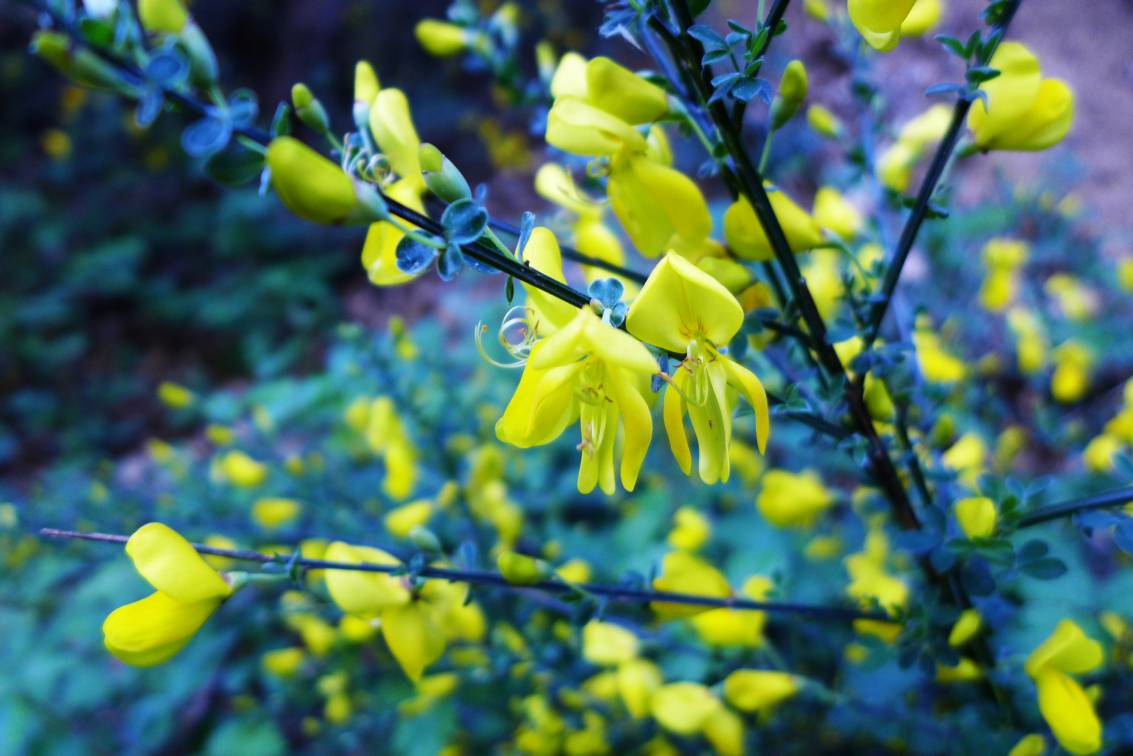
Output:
862 0 1025 348
38 528 888 621
1017 486 1133 529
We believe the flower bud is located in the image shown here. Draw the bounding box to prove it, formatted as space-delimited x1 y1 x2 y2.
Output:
408 526 442 553
138 0 189 34
30 31 119 90
954 496 997 539
535 41 557 83
415 19 468 57
354 60 380 106
266 136 387 225
770 60 808 131
807 104 842 138
497 550 551 585
418 143 472 202
292 83 331 135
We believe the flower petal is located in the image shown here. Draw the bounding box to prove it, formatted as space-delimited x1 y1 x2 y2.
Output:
103 591 220 667
126 522 233 603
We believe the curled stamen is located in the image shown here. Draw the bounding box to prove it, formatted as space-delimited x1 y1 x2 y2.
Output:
474 307 539 368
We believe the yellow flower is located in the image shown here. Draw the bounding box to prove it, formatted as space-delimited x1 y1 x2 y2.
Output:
723 188 823 262
581 621 639 666
513 226 580 336
497 550 552 585
1007 308 1048 374
364 397 419 499
651 551 732 619
157 381 195 409
545 72 708 257
384 499 433 539
668 506 711 551
804 0 831 21
848 0 917 51
813 187 863 239
323 541 410 616
651 682 721 736
616 658 662 718
218 450 268 488
1008 734 1047 756
103 523 234 666
968 43 1074 152
902 0 942 35
607 148 713 258
1051 341 1092 403
266 137 382 225
877 105 952 191
722 669 800 713
535 163 629 285
979 238 1029 311
1025 620 1104 679
361 177 428 286
807 104 843 138
1083 434 1123 473
689 575 773 648
913 326 967 384
251 497 303 530
1035 669 1102 755
770 60 808 130
954 496 997 539
703 706 745 756
584 56 670 125
1045 274 1095 322
496 307 656 495
414 19 468 57
626 254 770 484
556 558 592 584
757 469 835 529
354 60 380 107
138 0 189 34
845 530 908 637
262 647 305 678
370 88 424 189
948 609 983 647
1118 258 1133 293
942 432 987 489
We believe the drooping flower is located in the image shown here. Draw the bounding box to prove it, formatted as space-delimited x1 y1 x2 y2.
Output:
1023 620 1104 754
723 187 823 262
102 523 234 666
535 163 630 286
968 43 1074 152
901 0 943 36
496 307 656 494
323 542 468 682
626 254 770 484
848 0 917 52
545 55 711 256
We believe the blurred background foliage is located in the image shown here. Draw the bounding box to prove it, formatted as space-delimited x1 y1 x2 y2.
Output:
3 0 1133 754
